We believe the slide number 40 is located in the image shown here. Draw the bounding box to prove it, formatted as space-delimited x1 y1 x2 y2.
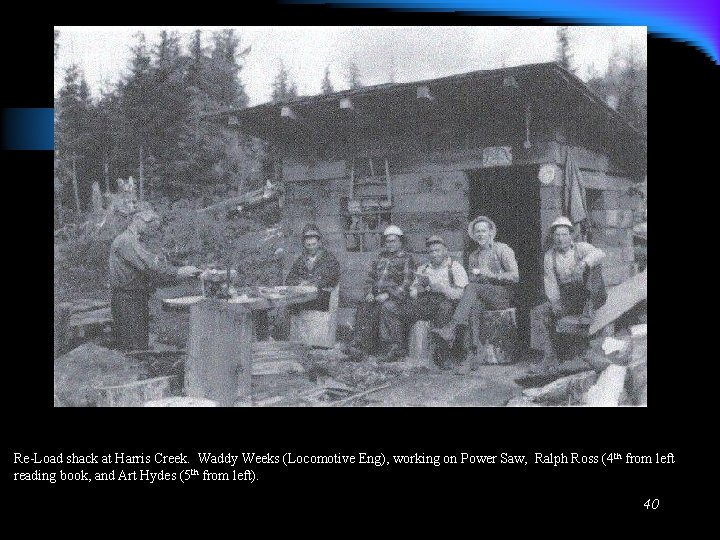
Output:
644 499 660 510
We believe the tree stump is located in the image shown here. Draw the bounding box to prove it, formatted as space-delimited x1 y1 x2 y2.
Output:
468 307 518 364
408 320 435 368
185 300 254 406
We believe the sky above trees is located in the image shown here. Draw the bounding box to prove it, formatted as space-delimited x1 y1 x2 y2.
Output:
55 26 646 106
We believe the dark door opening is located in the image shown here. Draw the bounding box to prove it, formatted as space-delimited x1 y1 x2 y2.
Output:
467 166 543 353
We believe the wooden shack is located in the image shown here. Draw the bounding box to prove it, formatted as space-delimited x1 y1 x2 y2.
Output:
215 62 646 345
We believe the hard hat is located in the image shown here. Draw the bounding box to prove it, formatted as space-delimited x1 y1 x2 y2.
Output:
425 235 446 247
549 216 573 231
301 222 322 239
383 225 404 237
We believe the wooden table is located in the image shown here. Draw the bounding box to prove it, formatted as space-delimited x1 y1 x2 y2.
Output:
176 286 318 406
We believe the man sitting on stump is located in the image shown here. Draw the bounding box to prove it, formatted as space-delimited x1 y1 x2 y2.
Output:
109 209 200 351
345 225 416 362
408 235 469 369
534 216 606 373
285 223 341 311
432 216 519 371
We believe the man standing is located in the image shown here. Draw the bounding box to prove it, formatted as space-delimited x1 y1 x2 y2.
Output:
109 209 200 351
285 223 341 311
407 235 469 369
535 216 606 370
345 225 416 362
432 216 519 369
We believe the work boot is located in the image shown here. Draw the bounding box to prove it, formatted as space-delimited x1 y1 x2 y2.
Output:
432 323 457 345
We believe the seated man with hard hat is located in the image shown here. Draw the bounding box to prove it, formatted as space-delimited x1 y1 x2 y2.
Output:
285 223 340 311
345 225 416 362
432 216 519 368
408 235 469 369
534 216 606 371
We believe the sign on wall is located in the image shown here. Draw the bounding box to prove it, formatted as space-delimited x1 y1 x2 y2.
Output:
482 146 512 167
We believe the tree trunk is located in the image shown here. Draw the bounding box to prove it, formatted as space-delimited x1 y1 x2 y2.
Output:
185 301 254 406
138 147 145 202
71 155 81 214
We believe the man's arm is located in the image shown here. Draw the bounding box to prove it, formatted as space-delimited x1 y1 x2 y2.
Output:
120 236 179 282
438 261 468 300
576 242 606 268
387 255 416 300
495 244 520 284
543 251 562 306
285 255 303 286
316 252 341 289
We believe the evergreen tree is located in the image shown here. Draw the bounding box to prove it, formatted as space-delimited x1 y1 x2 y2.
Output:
271 60 298 102
556 27 575 74
56 64 95 209
321 65 334 94
345 61 363 89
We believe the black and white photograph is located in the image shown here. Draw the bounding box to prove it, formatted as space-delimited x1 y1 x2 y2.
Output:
52 25 647 407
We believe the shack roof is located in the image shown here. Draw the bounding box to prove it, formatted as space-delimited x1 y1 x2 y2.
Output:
210 62 646 152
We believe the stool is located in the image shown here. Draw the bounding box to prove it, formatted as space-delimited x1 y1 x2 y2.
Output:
289 285 339 348
468 307 517 364
408 320 436 368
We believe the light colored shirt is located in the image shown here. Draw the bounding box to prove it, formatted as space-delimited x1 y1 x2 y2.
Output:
412 257 469 300
543 241 605 304
468 241 519 284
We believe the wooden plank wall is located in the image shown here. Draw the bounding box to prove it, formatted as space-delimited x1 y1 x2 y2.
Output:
537 145 642 287
281 140 643 303
282 168 470 304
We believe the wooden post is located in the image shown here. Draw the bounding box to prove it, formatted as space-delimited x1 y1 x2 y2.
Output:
104 158 110 194
138 147 145 202
54 302 73 359
185 301 254 406
71 155 81 214
91 181 103 214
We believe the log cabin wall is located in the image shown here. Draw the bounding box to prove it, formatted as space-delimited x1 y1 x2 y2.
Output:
222 63 646 304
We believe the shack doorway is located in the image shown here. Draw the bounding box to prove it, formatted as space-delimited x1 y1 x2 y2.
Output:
466 166 543 352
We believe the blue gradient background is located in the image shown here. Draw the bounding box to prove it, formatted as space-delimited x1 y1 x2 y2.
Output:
288 0 719 64
2 108 54 151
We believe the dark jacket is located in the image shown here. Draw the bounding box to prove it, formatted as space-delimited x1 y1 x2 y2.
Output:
109 229 179 292
285 248 341 290
364 249 416 300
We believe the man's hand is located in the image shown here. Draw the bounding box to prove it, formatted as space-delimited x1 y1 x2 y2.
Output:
428 279 447 294
375 293 390 302
571 260 587 284
365 292 376 302
177 265 201 279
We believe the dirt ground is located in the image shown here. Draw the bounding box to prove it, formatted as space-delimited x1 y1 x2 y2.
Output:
60 286 577 407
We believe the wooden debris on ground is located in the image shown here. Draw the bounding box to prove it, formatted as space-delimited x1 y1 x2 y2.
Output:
55 343 150 407
95 375 176 407
144 396 218 407
522 371 598 405
589 269 647 335
583 364 628 406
